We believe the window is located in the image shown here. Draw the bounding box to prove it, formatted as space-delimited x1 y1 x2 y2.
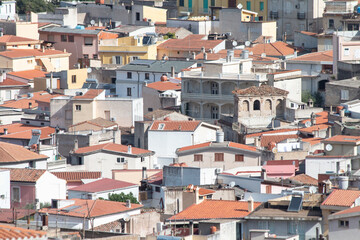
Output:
127 72 132 79
329 19 334 29
111 78 116 84
117 157 125 163
68 35 74 42
214 153 224 161
339 220 349 228
211 0 215 6
235 154 244 162
145 73 150 80
71 75 76 83
341 89 349 100
93 54 98 59
158 123 165 130
344 48 350 56
129 56 139 62
75 105 81 111
155 186 161 192
194 154 203 161
127 88 132 96
27 60 33 64
12 187 20 202
29 161 36 168
136 12 140 21
61 35 67 42
148 108 153 112
78 157 83 165
84 37 93 46
253 100 260 110
114 56 122 65
260 1 264 11
266 185 272 194
83 54 89 59
179 0 184 6
348 23 359 31
12 45 17 48
246 1 251 10
141 157 145 162
259 16 263 21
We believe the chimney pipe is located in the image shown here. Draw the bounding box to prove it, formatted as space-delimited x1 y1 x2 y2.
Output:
204 52 207 60
28 102 32 109
127 145 132 154
126 199 131 208
195 187 200 204
171 66 175 78
74 139 79 151
248 195 254 212
142 167 147 180
3 128 8 135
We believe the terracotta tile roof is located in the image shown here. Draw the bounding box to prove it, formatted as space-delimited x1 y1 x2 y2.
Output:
155 26 182 35
85 26 107 30
228 142 258 152
0 126 55 140
195 49 278 62
0 91 63 109
299 124 330 134
290 50 333 62
177 141 258 153
1 168 46 182
147 170 163 185
98 31 118 40
69 178 136 193
7 69 48 80
260 134 299 147
0 35 39 43
37 22 53 28
0 209 35 223
177 142 212 152
69 117 118 131
150 120 201 131
247 41 296 57
301 111 329 125
322 189 360 207
306 155 352 158
323 135 360 144
246 128 297 138
288 174 318 186
0 143 48 163
333 205 360 216
0 49 70 59
74 143 152 155
0 224 46 239
146 81 181 91
198 188 216 196
39 198 143 218
0 78 28 87
266 160 300 169
168 200 261 221
73 89 104 100
52 171 102 183
301 137 322 146
157 34 224 52
233 85 289 96
299 31 317 36
93 219 122 232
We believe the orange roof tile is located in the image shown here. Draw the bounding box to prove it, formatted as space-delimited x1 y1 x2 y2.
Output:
233 85 289 96
247 41 296 57
177 142 212 152
0 49 70 59
8 69 48 80
168 200 261 220
299 31 317 36
246 128 297 138
198 188 216 196
195 49 278 62
98 31 118 40
0 91 63 109
85 26 107 30
155 26 182 35
301 111 329 125
157 35 224 52
301 137 322 146
73 89 104 100
288 174 318 186
146 81 181 91
0 126 55 140
0 35 39 44
261 134 299 147
322 189 360 207
0 78 28 87
299 124 330 134
0 224 46 239
290 50 333 62
52 171 102 183
228 142 258 152
74 143 152 155
323 135 360 144
2 168 46 182
39 198 143 218
0 142 48 163
69 178 136 192
333 205 360 216
150 120 201 131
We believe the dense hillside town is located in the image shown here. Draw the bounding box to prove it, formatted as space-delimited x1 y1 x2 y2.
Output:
0 0 360 239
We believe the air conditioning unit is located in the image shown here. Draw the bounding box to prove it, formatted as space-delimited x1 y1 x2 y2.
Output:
215 168 222 174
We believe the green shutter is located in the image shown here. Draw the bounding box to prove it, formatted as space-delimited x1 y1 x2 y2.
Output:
260 1 264 11
246 1 251 10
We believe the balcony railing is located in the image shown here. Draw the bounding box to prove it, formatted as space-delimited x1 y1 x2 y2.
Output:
182 92 234 101
182 71 267 81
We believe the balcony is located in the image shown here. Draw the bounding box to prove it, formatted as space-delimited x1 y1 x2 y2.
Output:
297 12 306 20
182 92 234 101
182 71 267 82
270 11 279 19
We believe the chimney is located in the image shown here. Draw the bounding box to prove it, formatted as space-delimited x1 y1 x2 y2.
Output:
126 199 131 208
310 112 316 125
192 52 196 60
195 187 200 204
0 72 3 83
254 137 260 148
74 139 78 151
201 47 205 53
189 221 194 235
216 131 224 143
171 66 175 78
28 102 32 109
142 167 147 180
204 52 207 60
261 168 267 180
314 128 320 138
327 126 332 138
248 195 254 212
130 126 135 134
127 145 132 154
42 46 45 53
3 128 7 135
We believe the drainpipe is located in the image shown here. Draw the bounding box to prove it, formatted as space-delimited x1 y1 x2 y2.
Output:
137 71 140 98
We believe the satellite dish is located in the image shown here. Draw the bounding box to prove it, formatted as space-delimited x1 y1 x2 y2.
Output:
122 213 130 222
90 20 95 26
237 3 243 9
232 41 238 47
245 41 251 47
87 68 92 73
229 181 235 187
272 147 278 153
305 121 312 128
325 144 333 152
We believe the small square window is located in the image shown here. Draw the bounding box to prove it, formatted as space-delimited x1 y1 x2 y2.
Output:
117 157 125 163
235 154 244 162
127 72 132 79
76 105 81 111
145 73 150 80
148 108 153 112
194 154 203 161
84 37 93 46
83 54 89 59
93 54 98 59
127 88 132 96
111 78 116 84
61 35 67 42
155 186 161 192
71 75 76 83
214 153 224 161
68 35 74 42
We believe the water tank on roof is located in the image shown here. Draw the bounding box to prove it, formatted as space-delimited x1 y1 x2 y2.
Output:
75 25 85 30
357 6 360 14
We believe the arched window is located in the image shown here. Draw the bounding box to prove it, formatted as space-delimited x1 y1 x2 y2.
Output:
242 100 249 111
253 100 260 110
265 99 272 110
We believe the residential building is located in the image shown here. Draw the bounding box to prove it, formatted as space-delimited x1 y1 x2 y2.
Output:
321 189 360 238
112 169 162 185
69 143 155 178
52 171 102 190
305 155 352 179
322 135 360 156
142 78 181 115
37 198 143 230
286 50 333 95
155 26 192 39
39 27 118 68
0 77 30 102
68 117 118 132
294 31 318 50
166 18 213 35
0 35 42 51
157 34 226 60
267 0 325 40
323 0 358 33
7 69 47 88
245 194 323 240
0 225 46 240
147 119 220 166
0 21 39 40
0 1 16 21
0 169 10 209
68 178 139 200
37 7 78 29
328 205 360 240
176 138 261 170
50 89 143 129
0 49 71 72
7 168 66 208
325 78 360 107
115 59 196 98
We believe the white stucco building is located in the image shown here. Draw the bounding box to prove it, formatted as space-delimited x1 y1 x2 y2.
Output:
328 205 360 240
0 169 10 209
305 155 352 179
0 1 16 21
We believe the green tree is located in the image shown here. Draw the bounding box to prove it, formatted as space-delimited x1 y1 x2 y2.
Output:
302 91 324 107
108 192 139 204
16 0 55 14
